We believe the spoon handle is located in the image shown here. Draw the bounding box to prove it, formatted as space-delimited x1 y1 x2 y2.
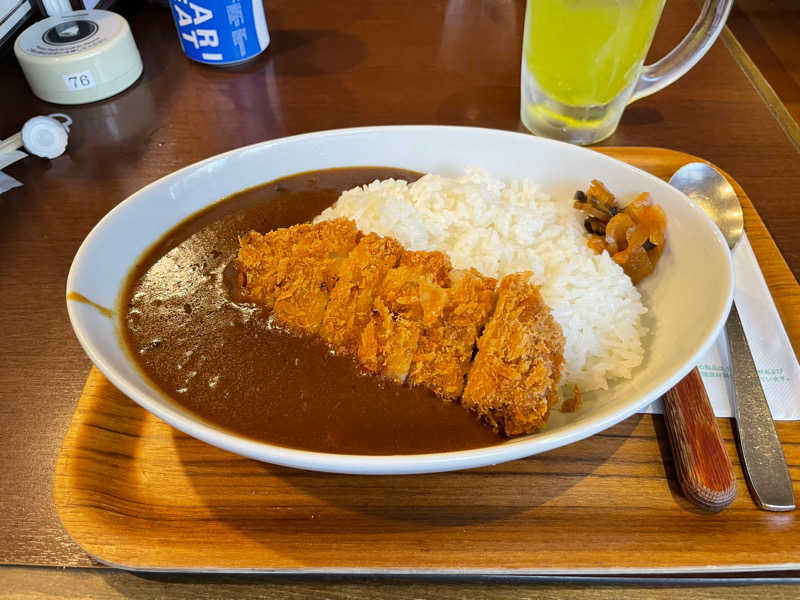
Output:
663 368 737 511
727 303 796 511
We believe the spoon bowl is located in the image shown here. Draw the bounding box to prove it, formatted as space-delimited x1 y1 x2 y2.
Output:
669 162 743 249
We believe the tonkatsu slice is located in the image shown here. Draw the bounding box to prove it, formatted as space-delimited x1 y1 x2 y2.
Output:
236 219 361 334
319 233 405 354
408 268 497 400
272 218 361 334
234 222 314 309
461 272 565 436
357 250 452 383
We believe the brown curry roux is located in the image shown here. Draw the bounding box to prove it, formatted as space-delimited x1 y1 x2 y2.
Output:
122 168 503 455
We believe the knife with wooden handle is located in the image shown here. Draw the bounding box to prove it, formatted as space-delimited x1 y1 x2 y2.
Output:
663 367 737 512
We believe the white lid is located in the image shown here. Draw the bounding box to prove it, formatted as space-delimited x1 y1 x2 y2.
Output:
21 116 69 159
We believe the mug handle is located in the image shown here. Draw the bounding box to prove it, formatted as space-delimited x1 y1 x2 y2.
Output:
630 0 733 103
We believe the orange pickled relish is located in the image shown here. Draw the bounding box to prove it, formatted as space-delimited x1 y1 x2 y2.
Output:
574 184 667 285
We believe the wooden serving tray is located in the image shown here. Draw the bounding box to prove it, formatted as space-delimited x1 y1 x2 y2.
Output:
54 148 800 574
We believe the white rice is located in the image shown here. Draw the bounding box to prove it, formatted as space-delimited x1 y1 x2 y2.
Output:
315 169 647 392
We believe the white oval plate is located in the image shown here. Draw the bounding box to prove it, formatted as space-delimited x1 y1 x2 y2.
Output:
67 126 733 474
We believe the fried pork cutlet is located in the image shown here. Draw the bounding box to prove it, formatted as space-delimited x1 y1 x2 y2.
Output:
234 223 314 309
319 233 405 355
235 219 361 334
461 272 565 436
358 250 452 383
236 221 567 436
408 268 496 400
272 218 361 334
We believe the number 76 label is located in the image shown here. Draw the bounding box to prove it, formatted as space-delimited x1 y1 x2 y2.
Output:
63 70 97 91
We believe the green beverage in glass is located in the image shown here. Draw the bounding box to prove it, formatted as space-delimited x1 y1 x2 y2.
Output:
520 0 733 145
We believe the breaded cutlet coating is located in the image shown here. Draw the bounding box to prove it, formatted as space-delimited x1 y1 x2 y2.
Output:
461 272 565 436
408 268 496 400
358 250 452 383
395 250 452 287
319 233 405 355
271 218 362 335
234 223 314 309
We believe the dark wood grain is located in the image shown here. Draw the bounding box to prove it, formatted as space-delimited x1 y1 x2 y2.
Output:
663 368 737 512
0 0 798 588
728 0 800 125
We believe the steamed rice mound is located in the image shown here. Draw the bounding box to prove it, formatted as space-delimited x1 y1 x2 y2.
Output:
316 169 647 392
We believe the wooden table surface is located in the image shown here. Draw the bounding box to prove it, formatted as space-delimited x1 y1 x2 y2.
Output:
1 0 798 596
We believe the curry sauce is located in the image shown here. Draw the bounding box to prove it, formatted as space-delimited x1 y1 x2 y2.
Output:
122 168 503 454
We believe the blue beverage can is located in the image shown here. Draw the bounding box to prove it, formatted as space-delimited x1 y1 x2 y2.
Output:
169 0 270 66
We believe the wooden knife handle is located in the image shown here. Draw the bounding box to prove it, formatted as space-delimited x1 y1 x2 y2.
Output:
663 367 737 512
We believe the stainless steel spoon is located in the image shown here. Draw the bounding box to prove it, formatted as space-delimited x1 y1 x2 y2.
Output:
670 162 795 511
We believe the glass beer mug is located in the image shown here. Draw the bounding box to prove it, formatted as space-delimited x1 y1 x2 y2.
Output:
520 0 733 145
